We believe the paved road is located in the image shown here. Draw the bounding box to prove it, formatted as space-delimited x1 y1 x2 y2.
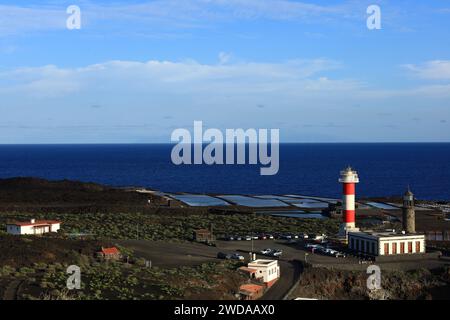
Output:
260 260 302 300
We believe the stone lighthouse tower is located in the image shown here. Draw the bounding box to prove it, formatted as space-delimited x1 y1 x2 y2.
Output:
402 188 416 234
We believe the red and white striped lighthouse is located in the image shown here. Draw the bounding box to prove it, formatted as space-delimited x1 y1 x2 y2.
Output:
339 167 360 237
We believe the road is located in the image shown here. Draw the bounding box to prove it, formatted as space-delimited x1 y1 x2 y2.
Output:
260 260 302 300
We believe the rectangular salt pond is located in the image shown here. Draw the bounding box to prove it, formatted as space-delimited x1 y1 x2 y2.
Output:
218 195 289 207
282 199 329 208
169 194 230 207
284 195 338 203
366 202 399 210
256 211 325 219
291 202 329 209
255 195 302 201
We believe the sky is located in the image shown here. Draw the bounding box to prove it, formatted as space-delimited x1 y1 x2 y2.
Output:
0 0 449 143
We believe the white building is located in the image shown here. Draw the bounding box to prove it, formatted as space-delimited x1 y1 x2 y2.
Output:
247 259 280 287
348 231 426 256
6 219 61 235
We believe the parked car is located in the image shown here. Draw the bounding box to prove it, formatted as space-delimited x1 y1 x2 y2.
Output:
267 234 274 240
309 234 325 241
236 236 243 241
305 244 323 253
225 236 235 241
217 252 231 260
231 253 245 261
271 249 283 257
252 235 259 240
260 248 273 255
299 233 309 239
323 248 338 256
259 234 267 240
245 236 252 241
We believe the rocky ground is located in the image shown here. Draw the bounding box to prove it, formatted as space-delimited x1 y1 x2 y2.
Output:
288 265 450 300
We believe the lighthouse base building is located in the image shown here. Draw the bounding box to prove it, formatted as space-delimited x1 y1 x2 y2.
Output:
348 231 426 257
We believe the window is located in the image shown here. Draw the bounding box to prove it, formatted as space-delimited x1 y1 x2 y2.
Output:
356 239 360 251
400 242 405 254
416 241 421 253
384 243 389 255
371 242 375 254
351 238 355 249
408 242 413 253
392 243 397 254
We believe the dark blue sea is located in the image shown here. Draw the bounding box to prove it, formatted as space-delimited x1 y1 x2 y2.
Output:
0 144 449 200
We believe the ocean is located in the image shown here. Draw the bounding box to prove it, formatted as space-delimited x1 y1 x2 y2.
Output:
0 143 449 200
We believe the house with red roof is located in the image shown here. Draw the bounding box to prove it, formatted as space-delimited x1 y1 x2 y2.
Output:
6 219 61 235
97 247 122 260
239 283 265 300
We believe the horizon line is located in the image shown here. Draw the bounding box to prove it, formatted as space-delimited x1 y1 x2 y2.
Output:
1 142 450 146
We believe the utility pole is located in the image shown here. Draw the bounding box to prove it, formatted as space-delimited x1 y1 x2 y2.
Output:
251 231 254 253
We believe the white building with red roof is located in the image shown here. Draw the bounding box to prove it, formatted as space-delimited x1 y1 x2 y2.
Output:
6 219 61 235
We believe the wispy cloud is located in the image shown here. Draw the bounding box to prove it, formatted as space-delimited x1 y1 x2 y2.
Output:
0 0 364 36
403 60 450 80
0 4 65 36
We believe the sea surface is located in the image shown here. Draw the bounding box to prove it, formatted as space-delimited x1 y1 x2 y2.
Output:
0 144 449 200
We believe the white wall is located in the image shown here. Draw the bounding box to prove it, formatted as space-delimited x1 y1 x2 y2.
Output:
6 223 60 235
248 261 280 283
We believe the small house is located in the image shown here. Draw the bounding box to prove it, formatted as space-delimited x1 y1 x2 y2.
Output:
247 259 280 287
239 284 265 300
6 219 61 235
97 247 122 260
193 229 215 243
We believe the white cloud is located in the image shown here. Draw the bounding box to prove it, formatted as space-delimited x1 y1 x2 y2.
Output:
0 58 349 98
404 60 450 80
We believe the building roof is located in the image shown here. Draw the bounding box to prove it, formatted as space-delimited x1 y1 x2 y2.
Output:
348 230 425 240
239 284 264 294
100 247 120 255
249 259 277 266
7 220 61 227
238 266 257 273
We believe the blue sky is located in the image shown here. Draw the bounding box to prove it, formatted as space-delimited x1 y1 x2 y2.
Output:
0 0 449 143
